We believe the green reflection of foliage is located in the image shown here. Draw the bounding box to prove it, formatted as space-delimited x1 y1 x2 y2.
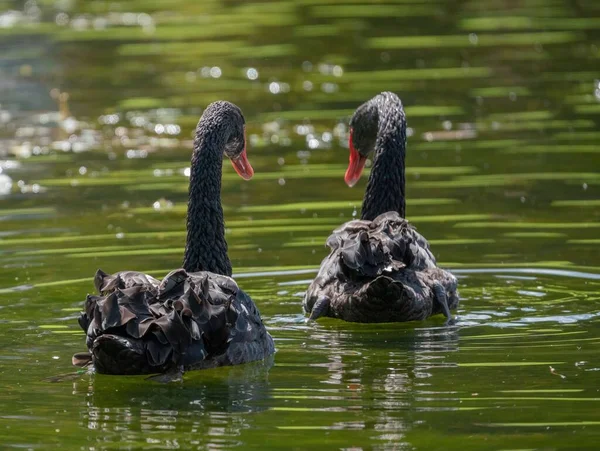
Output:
239 198 458 213
461 16 600 31
369 31 580 49
2 0 600 448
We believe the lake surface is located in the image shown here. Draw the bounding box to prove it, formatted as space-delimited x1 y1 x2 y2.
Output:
1 0 600 449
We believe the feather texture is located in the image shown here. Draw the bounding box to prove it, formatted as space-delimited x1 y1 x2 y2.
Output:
304 212 459 322
303 92 459 323
77 268 274 375
73 101 274 375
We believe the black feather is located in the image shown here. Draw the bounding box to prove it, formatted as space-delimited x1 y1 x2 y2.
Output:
304 93 460 323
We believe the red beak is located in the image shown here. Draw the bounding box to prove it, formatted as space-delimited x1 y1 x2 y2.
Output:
344 128 367 187
230 147 254 180
230 130 253 180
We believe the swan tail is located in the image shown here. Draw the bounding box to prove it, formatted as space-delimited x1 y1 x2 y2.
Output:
91 334 170 375
359 275 432 322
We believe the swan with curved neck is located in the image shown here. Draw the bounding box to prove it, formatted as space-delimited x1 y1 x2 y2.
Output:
303 92 459 323
345 92 406 220
183 101 252 276
73 101 274 376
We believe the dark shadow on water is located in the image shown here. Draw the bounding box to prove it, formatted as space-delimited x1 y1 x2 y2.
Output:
76 355 275 413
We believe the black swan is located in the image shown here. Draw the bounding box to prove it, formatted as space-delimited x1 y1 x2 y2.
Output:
72 101 275 377
303 92 459 323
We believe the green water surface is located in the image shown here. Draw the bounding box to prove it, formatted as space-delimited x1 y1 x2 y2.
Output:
1 0 600 449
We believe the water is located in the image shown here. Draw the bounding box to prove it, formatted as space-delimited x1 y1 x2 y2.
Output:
1 0 600 449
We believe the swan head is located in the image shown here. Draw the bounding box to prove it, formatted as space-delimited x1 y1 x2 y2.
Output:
345 99 378 187
204 101 254 180
345 92 405 188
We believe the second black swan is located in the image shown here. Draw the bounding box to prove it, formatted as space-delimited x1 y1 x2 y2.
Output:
73 101 275 376
303 92 459 323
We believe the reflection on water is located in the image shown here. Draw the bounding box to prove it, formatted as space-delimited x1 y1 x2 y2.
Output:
1 270 600 448
1 0 600 448
71 324 463 449
74 359 274 449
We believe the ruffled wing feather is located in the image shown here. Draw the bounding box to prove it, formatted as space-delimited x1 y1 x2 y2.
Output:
304 212 459 322
76 268 274 375
326 211 436 278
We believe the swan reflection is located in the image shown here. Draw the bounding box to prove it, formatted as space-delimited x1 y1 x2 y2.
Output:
74 357 273 449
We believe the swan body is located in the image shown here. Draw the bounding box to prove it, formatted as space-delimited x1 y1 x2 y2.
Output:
303 92 459 323
76 268 274 375
303 212 459 322
73 101 274 375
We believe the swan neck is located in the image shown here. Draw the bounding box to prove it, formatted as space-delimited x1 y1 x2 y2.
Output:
361 105 406 221
182 122 232 276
